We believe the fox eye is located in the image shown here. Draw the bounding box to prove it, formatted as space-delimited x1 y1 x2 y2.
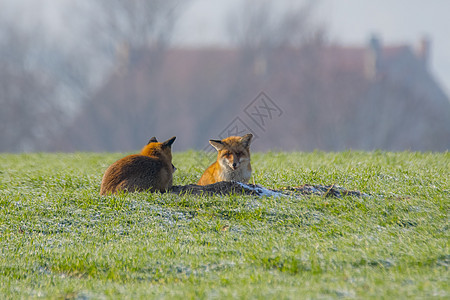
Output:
235 151 243 157
222 151 232 158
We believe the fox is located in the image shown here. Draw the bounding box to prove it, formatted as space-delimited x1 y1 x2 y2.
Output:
197 133 253 185
100 136 176 195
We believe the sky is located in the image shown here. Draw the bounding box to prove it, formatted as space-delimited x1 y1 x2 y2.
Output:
173 0 450 96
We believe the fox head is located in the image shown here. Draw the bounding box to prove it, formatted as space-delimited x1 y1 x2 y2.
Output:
141 136 176 171
209 133 253 170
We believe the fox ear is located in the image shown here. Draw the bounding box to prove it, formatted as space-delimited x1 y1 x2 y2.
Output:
148 137 158 144
162 136 176 148
241 133 253 148
209 139 224 151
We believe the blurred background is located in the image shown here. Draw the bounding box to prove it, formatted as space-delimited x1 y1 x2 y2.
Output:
0 0 449 152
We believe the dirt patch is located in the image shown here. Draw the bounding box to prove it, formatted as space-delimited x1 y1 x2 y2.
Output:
281 184 369 198
170 181 261 196
170 181 368 198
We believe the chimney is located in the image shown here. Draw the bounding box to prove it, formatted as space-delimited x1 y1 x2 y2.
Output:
417 36 431 67
369 34 382 57
365 34 382 79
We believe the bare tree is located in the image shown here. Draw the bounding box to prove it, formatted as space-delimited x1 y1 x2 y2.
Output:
85 0 187 67
94 0 182 46
224 0 352 151
226 0 324 50
0 21 61 152
0 0 189 152
0 2 107 152
51 0 190 151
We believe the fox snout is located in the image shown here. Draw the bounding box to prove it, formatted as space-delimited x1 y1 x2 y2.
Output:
226 156 240 170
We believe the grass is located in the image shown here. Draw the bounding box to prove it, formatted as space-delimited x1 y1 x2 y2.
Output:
0 151 448 299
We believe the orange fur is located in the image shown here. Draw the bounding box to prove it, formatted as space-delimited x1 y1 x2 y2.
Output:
100 136 176 195
198 134 253 185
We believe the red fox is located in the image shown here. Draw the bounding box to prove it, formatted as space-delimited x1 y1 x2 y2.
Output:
198 134 253 185
100 136 176 195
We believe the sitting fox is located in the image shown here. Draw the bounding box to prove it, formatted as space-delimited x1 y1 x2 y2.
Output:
100 136 176 195
198 134 253 185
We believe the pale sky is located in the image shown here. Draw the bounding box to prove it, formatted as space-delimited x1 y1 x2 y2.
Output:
173 0 450 96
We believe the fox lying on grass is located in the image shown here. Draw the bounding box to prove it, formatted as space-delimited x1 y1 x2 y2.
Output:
198 133 253 185
100 136 176 195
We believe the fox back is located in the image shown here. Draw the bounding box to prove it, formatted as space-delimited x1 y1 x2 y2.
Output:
198 134 253 185
100 136 176 195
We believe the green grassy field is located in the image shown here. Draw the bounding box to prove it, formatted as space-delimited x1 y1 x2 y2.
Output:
0 151 448 299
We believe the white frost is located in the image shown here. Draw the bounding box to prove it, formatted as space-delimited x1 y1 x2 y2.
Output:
235 182 286 198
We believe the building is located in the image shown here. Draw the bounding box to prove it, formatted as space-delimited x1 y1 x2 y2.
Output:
53 36 450 152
